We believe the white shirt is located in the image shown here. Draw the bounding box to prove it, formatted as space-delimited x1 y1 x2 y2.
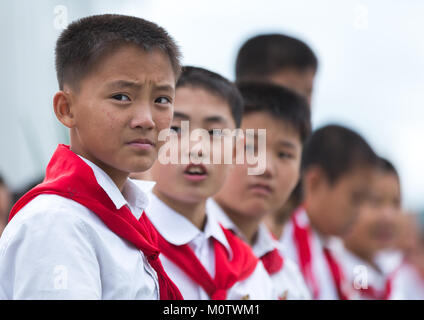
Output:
145 193 275 300
391 262 424 300
280 208 340 300
0 156 159 300
207 199 311 300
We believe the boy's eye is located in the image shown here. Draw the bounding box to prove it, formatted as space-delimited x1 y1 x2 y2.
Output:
208 129 223 137
112 94 130 101
155 97 171 104
170 126 181 134
278 152 294 159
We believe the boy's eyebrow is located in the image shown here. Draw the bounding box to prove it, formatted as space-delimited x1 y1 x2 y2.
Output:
173 111 190 120
104 81 175 92
204 116 228 125
154 84 175 92
277 140 297 149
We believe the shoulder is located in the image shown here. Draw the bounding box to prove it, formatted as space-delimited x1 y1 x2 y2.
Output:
0 194 102 256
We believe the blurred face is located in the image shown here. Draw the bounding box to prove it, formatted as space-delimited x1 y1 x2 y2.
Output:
214 112 302 221
268 68 316 106
344 171 401 254
151 87 236 204
56 44 176 182
306 165 374 236
0 184 11 226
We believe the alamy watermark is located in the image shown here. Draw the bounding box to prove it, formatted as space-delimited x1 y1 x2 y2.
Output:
156 121 267 175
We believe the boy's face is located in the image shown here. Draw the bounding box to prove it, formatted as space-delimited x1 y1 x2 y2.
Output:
343 171 401 253
307 166 374 237
214 112 302 221
151 87 236 203
59 44 175 179
268 68 315 106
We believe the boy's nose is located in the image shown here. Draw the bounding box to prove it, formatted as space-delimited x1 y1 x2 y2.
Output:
129 104 155 130
260 152 276 178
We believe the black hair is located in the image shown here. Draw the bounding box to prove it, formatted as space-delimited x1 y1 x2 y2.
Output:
176 66 244 128
235 33 318 81
236 82 311 143
55 14 181 90
301 124 378 184
377 157 399 178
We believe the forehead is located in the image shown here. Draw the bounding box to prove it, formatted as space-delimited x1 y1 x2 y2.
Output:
173 86 235 125
241 111 302 146
82 44 176 87
373 171 401 195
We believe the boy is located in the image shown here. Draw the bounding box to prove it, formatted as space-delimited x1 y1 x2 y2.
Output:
280 124 378 299
337 158 405 299
143 66 275 299
235 33 318 106
209 82 312 299
0 14 182 299
235 33 319 241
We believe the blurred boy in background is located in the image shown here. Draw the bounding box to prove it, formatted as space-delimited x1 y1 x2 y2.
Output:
235 33 318 107
143 66 275 300
281 125 378 299
208 82 312 299
0 175 12 236
337 157 405 299
235 33 318 244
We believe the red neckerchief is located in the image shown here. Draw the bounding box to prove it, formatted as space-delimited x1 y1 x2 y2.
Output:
9 144 183 300
292 206 351 300
260 230 285 275
260 248 284 275
323 247 350 300
359 262 403 300
155 223 259 300
291 207 320 299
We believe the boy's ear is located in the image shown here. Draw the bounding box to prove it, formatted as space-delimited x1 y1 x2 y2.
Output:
53 90 76 128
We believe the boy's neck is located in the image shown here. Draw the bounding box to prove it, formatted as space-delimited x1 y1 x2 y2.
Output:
153 187 207 231
70 145 128 192
304 201 329 239
215 199 260 246
264 214 284 240
345 242 380 272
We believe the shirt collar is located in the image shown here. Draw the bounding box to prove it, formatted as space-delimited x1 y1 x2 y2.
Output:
207 198 280 258
252 223 281 258
78 156 149 219
146 193 232 256
207 198 245 238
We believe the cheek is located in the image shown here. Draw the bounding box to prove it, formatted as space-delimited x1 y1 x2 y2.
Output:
153 109 173 132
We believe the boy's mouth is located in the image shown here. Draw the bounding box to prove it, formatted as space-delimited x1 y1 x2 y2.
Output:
127 138 156 150
183 163 208 182
248 183 274 196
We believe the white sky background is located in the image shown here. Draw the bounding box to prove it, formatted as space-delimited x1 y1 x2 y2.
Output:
0 0 423 210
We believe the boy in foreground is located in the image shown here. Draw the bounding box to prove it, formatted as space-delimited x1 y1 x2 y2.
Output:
0 14 182 299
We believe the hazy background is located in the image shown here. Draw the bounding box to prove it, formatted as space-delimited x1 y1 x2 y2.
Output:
0 0 423 210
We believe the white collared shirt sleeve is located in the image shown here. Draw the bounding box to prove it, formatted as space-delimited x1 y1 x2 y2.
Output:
0 196 101 299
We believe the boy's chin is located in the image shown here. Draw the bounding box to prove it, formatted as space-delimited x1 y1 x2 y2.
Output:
127 158 155 173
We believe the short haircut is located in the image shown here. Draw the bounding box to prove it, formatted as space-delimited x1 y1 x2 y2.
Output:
237 82 311 143
0 174 4 186
176 66 244 128
235 33 318 81
377 157 399 178
55 14 182 90
301 125 378 184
